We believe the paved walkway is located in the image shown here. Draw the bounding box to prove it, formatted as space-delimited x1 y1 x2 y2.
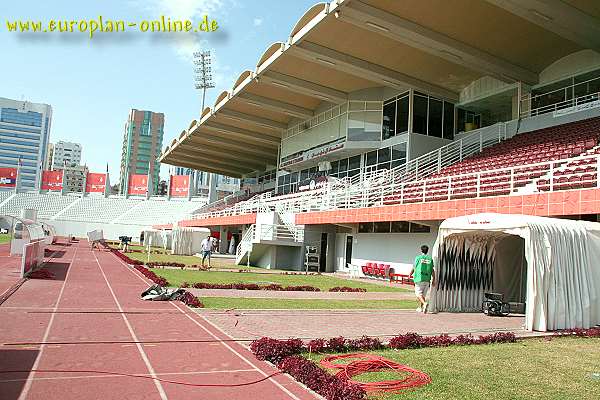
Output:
0 241 317 400
201 309 527 341
189 288 414 300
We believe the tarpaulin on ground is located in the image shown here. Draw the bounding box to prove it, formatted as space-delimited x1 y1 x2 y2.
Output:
431 213 600 331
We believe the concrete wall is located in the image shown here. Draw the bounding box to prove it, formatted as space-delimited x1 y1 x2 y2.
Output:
408 133 452 160
45 219 151 241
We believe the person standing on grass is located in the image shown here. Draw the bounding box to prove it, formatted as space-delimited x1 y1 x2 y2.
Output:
410 245 435 313
201 235 213 269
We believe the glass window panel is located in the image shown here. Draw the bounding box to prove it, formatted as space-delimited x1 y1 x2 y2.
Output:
409 222 431 233
290 172 298 184
338 158 348 172
283 174 291 184
392 143 407 162
397 96 409 133
378 147 390 163
443 101 455 140
374 222 391 233
358 222 374 233
309 167 317 175
382 101 396 140
366 151 377 166
348 169 360 177
429 98 443 138
330 161 338 176
377 162 391 171
349 155 361 170
412 95 428 135
391 221 410 233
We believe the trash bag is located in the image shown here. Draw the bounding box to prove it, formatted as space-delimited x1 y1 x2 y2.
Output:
141 284 186 301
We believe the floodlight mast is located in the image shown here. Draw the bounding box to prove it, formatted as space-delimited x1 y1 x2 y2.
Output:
193 50 215 113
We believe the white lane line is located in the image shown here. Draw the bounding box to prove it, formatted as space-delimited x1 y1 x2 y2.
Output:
0 368 258 383
92 250 168 400
17 246 79 400
103 252 306 400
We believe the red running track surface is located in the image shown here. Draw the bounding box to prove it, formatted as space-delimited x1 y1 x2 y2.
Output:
0 241 317 400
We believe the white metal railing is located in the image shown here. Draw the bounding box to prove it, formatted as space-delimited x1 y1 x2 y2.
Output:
236 224 255 260
520 73 600 118
284 102 349 140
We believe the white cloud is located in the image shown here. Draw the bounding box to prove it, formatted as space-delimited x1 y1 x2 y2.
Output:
253 18 263 27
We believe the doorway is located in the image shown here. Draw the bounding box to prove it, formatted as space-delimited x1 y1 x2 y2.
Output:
319 233 328 273
345 235 353 270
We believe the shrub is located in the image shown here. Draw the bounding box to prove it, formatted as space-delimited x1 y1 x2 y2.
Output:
278 356 365 400
180 291 204 308
180 282 190 288
388 332 422 349
329 287 367 292
556 328 600 338
327 336 347 352
306 338 327 353
347 336 382 351
249 337 303 364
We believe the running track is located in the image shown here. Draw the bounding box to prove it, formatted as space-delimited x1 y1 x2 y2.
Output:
0 241 317 400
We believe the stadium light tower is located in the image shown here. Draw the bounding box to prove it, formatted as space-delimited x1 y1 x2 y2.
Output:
193 50 215 112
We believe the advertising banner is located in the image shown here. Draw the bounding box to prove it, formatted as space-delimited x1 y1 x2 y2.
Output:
0 168 17 187
85 173 107 193
41 170 63 191
169 175 190 197
128 174 148 195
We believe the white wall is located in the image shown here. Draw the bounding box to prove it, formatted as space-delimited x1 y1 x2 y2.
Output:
408 133 452 160
44 219 151 241
336 230 438 275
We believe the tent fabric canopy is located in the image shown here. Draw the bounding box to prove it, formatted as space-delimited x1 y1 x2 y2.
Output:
431 213 600 332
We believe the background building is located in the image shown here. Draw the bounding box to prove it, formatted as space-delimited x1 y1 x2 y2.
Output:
174 167 240 198
44 143 54 170
0 97 52 189
62 164 88 193
119 109 164 193
52 141 82 168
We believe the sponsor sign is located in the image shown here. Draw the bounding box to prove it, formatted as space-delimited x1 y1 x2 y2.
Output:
280 140 345 168
128 174 148 195
41 170 63 191
0 168 17 187
297 174 329 192
85 173 107 193
169 175 190 197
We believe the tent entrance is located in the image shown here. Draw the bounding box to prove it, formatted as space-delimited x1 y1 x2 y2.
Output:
435 231 526 313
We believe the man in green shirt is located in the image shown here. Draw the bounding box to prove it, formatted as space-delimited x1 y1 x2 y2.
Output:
410 245 435 313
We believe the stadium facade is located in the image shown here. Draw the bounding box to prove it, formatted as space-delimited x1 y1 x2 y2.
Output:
0 97 52 190
159 0 600 275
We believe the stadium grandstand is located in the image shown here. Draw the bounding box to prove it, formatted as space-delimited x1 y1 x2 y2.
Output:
157 0 600 277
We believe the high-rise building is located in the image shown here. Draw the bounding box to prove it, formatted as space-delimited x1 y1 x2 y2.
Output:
119 109 164 193
52 141 82 169
0 97 52 190
45 143 54 170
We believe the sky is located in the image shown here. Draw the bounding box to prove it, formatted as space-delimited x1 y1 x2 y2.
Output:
1 0 318 179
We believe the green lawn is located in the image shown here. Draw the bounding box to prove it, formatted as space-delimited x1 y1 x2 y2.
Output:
201 297 415 310
0 233 11 244
307 337 600 400
152 269 409 292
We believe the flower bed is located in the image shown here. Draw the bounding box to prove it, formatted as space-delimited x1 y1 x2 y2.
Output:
145 261 210 271
250 332 518 400
556 327 600 338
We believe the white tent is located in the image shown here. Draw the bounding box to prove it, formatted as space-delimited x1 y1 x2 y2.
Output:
143 229 172 249
431 213 600 331
171 227 210 256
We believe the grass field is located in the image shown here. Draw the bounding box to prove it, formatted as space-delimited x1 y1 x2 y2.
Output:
0 233 11 244
201 297 414 309
127 251 251 270
151 268 409 292
307 337 600 400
